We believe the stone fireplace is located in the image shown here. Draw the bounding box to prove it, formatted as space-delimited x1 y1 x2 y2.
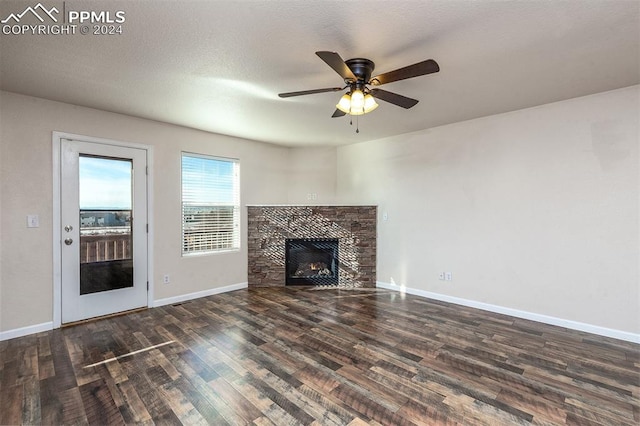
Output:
247 205 376 288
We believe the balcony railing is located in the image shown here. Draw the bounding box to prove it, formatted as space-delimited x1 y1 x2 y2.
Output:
79 209 132 264
80 233 131 264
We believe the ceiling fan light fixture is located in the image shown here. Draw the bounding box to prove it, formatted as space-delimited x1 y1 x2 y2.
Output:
350 89 365 110
336 93 352 113
363 94 378 113
336 89 377 116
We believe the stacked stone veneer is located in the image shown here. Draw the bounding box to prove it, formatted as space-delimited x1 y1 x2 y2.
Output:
247 206 377 288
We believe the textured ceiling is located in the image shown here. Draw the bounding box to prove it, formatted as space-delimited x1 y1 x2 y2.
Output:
1 0 638 146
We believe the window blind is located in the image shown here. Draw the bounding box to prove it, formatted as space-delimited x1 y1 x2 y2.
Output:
181 153 240 255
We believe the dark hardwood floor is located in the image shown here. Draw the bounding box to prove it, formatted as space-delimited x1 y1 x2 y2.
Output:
1 287 638 425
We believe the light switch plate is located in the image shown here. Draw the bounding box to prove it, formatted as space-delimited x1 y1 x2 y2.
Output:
27 215 39 228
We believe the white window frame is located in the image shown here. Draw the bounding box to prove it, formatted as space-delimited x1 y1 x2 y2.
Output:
181 152 240 256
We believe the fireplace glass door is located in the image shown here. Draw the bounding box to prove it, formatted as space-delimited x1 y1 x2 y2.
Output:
285 238 339 285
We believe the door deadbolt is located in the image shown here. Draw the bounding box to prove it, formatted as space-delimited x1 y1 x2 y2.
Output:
64 225 73 232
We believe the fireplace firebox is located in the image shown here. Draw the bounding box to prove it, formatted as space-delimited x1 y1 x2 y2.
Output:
285 238 339 286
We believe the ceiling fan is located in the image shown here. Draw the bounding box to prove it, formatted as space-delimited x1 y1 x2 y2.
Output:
278 51 440 118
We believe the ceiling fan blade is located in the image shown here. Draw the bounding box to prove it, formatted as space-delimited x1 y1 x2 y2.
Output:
332 109 346 118
316 51 357 81
370 59 439 86
370 88 419 109
278 87 344 98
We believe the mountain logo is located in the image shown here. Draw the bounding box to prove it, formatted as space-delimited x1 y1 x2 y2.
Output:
1 3 59 24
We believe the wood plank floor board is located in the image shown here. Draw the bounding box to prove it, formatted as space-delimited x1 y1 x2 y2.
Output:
422 357 505 400
505 345 569 371
1 383 23 425
365 366 446 405
177 349 220 383
295 382 370 425
1 287 638 425
513 356 633 411
396 398 463 426
236 346 304 389
21 378 42 424
569 357 640 389
563 396 637 425
149 350 227 424
353 342 421 376
112 378 153 424
278 338 345 372
293 365 341 395
329 383 417 426
125 371 183 425
157 383 208 425
244 367 345 426
228 374 303 426
168 371 236 425
495 387 568 425
336 365 408 412
234 343 305 388
520 374 636 425
79 378 126 425
299 334 376 371
208 376 264 423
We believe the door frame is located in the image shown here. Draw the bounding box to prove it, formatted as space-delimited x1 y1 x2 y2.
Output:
52 131 154 328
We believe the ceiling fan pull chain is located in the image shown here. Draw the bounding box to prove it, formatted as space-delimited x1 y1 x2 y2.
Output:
348 115 359 133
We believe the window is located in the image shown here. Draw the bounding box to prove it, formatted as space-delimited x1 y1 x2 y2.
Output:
181 153 240 255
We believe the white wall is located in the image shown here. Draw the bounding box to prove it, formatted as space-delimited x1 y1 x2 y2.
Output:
286 147 337 204
0 91 337 334
337 86 639 335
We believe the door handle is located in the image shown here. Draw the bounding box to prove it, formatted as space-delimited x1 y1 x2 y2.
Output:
64 238 73 245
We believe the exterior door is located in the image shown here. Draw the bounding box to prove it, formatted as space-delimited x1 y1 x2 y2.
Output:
60 139 148 323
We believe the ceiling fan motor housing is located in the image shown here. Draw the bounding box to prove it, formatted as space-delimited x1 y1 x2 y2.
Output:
345 58 376 86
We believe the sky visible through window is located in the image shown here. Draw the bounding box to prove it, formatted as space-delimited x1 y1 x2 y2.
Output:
79 156 132 210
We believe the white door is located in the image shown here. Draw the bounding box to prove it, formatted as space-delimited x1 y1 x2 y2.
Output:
60 139 148 323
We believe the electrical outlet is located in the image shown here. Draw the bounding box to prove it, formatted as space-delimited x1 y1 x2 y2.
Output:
163 274 170 284
438 272 445 280
445 272 452 281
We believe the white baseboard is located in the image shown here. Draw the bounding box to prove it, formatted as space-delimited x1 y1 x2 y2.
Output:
377 281 640 344
0 322 54 342
153 282 248 307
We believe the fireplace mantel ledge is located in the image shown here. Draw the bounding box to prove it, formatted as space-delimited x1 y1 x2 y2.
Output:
246 204 377 207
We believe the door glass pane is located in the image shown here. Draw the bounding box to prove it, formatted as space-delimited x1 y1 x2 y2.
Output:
79 155 133 295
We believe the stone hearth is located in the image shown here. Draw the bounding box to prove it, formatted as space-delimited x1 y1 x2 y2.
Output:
247 206 376 288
